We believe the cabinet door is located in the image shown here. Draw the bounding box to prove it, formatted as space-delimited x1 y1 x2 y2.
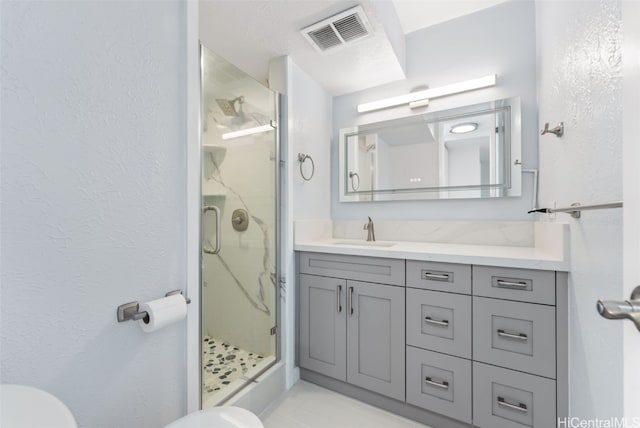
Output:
406 346 472 424
299 274 347 381
473 297 556 378
346 280 405 401
406 288 471 358
472 266 555 305
473 362 556 428
406 260 471 294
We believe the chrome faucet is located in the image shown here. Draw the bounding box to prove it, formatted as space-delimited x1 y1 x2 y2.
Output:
363 216 375 242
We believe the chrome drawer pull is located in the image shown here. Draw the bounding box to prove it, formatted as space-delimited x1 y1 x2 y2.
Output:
425 377 449 389
497 397 528 413
348 286 354 316
423 272 450 281
336 285 342 313
496 279 528 289
497 329 528 341
424 317 449 327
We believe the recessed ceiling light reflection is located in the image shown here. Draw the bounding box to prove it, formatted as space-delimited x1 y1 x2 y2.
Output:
449 122 478 134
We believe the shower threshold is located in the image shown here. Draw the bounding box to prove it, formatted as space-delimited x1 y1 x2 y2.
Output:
202 336 275 408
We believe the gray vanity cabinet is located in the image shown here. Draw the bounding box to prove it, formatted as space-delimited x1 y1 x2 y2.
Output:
298 253 406 402
297 251 567 428
471 265 565 428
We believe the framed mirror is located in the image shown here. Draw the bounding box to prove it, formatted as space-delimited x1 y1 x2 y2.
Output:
338 97 521 202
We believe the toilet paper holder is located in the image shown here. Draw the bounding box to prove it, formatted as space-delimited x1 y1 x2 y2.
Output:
117 290 191 323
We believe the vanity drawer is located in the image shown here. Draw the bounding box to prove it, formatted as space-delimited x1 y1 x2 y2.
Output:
473 297 556 378
298 252 405 286
473 362 556 428
473 265 555 305
406 261 471 294
406 346 472 424
406 288 471 358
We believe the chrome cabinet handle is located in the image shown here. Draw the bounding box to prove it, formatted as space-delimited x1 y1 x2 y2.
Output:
496 279 528 288
202 206 221 254
337 285 342 313
425 377 449 389
424 317 449 327
497 397 528 413
423 272 450 281
348 286 354 316
497 329 528 341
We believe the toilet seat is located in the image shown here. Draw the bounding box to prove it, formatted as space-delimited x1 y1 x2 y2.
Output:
164 406 264 428
0 384 77 428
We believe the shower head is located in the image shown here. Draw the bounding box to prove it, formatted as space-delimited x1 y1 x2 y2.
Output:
215 96 245 117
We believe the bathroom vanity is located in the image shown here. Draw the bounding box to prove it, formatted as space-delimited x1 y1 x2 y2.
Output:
295 223 568 428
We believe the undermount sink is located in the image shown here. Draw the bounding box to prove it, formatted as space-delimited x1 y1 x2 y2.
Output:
331 240 397 248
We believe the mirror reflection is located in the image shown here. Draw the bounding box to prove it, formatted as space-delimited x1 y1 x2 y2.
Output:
339 97 521 201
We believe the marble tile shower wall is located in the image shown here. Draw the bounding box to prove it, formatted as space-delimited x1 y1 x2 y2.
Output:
202 129 277 358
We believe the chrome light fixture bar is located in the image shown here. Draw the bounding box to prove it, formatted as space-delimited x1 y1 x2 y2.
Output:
221 121 277 140
356 74 497 113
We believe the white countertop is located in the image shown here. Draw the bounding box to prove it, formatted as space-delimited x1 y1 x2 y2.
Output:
293 220 570 271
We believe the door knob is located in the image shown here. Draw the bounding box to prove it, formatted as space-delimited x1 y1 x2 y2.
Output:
597 286 640 331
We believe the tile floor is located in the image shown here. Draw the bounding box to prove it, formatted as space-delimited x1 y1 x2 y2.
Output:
260 381 429 428
202 336 275 408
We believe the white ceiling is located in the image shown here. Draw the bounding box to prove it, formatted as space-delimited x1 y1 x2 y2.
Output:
199 0 510 95
391 0 511 34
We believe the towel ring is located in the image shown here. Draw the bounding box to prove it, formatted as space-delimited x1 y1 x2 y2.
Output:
349 171 360 191
298 153 314 181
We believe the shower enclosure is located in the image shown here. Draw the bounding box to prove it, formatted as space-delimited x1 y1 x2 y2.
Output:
200 45 279 408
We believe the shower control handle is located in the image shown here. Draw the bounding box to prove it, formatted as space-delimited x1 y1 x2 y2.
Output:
337 285 342 313
202 205 221 254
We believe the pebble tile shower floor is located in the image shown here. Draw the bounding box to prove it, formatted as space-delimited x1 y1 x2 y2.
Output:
202 335 272 407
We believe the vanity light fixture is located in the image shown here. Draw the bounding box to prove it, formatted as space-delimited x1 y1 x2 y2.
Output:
450 122 478 134
356 74 497 113
221 121 277 140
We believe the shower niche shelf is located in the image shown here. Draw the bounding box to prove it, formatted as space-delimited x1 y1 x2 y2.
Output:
203 180 227 198
203 189 226 198
203 144 226 153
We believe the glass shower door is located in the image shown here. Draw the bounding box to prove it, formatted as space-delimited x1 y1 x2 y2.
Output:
200 45 278 408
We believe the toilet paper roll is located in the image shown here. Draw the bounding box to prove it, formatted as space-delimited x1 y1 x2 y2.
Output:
138 294 187 333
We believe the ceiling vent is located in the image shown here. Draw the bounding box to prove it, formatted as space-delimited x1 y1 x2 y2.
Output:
301 5 373 52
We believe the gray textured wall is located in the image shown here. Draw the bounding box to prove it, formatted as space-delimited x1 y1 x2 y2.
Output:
537 0 623 419
1 2 187 427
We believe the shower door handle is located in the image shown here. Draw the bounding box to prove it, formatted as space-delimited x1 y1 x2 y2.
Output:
202 205 221 254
